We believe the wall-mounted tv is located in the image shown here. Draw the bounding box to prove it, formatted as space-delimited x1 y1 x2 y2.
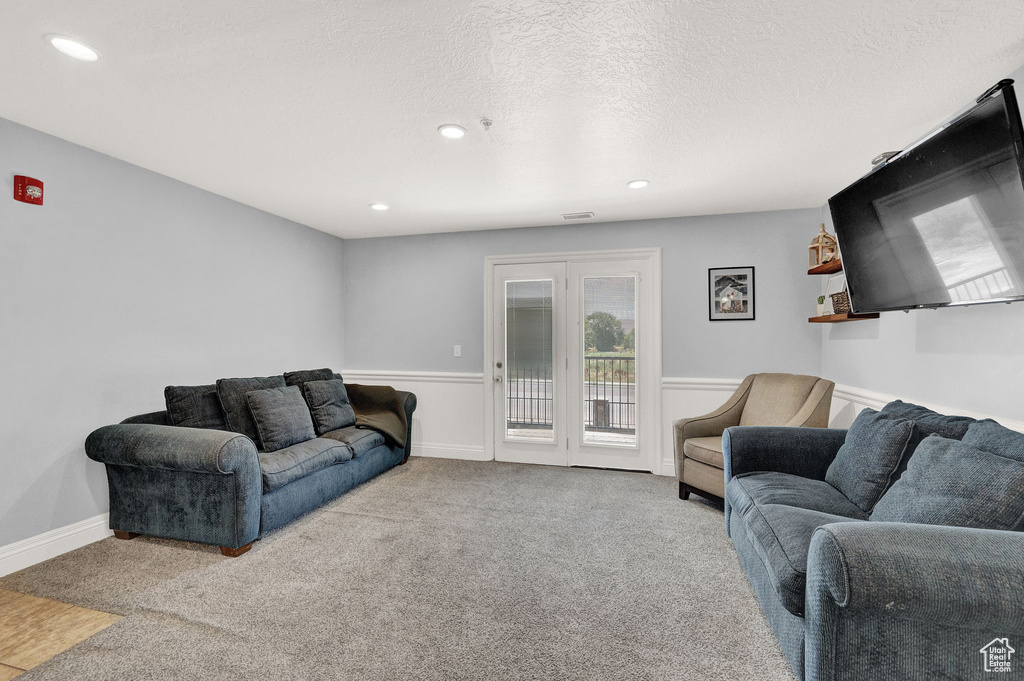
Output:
829 81 1024 313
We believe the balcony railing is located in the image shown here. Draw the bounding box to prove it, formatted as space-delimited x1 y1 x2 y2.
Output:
505 356 635 433
583 356 635 433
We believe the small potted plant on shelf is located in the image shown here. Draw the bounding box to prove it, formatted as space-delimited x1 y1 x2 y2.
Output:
816 295 825 316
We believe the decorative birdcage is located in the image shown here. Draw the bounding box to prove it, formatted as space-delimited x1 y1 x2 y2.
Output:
809 224 838 268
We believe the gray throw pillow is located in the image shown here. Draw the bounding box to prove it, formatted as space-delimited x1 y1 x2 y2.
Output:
284 368 335 387
301 379 356 435
961 419 1024 463
217 376 287 447
825 408 916 513
871 435 1024 531
879 400 975 484
164 384 227 430
245 386 316 453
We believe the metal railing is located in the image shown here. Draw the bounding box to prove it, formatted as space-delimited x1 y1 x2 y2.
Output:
583 356 635 433
505 356 635 433
505 364 554 430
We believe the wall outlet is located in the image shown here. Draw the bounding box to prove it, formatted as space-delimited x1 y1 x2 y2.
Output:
453 344 462 357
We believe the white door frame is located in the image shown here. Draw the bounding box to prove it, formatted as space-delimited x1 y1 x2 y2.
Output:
483 248 662 472
490 262 568 466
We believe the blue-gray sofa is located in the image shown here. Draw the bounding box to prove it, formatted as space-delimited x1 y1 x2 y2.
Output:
85 369 416 557
723 400 1024 680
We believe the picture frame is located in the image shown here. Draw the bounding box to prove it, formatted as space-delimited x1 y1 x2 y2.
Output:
709 266 755 321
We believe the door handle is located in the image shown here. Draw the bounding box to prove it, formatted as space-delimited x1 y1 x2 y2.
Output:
494 376 503 383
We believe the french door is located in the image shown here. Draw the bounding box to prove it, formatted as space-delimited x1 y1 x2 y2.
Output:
487 251 660 472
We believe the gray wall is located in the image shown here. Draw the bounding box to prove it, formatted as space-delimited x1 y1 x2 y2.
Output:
820 62 1024 423
343 209 823 378
0 118 347 546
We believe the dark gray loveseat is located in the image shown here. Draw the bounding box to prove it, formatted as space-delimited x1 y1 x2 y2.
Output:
85 370 416 557
723 400 1024 681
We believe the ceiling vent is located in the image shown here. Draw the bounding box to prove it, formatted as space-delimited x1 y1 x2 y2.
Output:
561 212 595 220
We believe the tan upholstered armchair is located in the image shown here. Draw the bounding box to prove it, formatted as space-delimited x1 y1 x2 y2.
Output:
674 373 835 501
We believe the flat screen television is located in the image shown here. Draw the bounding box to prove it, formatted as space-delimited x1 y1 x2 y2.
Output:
829 81 1024 313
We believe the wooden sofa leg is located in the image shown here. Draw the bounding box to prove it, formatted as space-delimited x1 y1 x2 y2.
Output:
679 482 690 500
113 530 140 540
220 542 253 558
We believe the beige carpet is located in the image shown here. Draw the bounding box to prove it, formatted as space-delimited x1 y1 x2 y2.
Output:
1 458 795 680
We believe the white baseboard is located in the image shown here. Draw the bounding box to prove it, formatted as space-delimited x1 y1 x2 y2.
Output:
0 513 112 578
414 443 490 461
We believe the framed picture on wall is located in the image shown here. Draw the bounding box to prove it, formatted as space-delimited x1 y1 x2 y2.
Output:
709 266 755 321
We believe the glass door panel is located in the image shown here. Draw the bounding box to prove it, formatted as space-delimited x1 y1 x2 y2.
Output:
505 279 554 441
582 276 637 446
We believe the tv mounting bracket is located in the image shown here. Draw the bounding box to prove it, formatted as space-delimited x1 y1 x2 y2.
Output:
977 79 1014 103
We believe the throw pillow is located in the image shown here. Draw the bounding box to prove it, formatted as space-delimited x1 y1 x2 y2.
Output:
825 408 916 513
284 368 335 387
217 376 287 447
245 386 317 453
961 419 1024 463
879 400 976 483
301 379 356 435
871 435 1024 531
164 384 227 430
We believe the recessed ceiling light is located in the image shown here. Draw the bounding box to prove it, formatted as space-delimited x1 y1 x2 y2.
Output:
438 124 467 139
47 35 100 61
627 179 650 189
369 203 389 211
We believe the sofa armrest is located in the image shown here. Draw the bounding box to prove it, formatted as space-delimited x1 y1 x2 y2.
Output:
723 426 847 482
85 424 261 549
86 424 258 474
395 390 417 462
120 410 171 426
805 522 1024 681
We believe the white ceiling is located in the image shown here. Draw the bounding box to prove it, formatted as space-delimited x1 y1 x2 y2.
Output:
2 1 1024 239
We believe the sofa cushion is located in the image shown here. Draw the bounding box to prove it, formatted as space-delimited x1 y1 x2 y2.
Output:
284 368 335 387
164 384 227 430
246 386 317 453
683 436 724 468
871 435 1024 531
216 376 286 447
322 426 385 458
825 408 916 514
736 502 863 616
880 400 975 439
961 419 1024 462
302 379 356 434
727 472 869 521
258 438 352 493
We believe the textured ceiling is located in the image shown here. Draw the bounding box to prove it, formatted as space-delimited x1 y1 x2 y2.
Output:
2 1 1024 238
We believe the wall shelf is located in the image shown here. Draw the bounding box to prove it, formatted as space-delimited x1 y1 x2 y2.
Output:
808 260 843 275
808 312 879 323
807 258 877 322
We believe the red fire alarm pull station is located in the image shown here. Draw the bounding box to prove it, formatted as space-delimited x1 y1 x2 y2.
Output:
14 175 44 205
